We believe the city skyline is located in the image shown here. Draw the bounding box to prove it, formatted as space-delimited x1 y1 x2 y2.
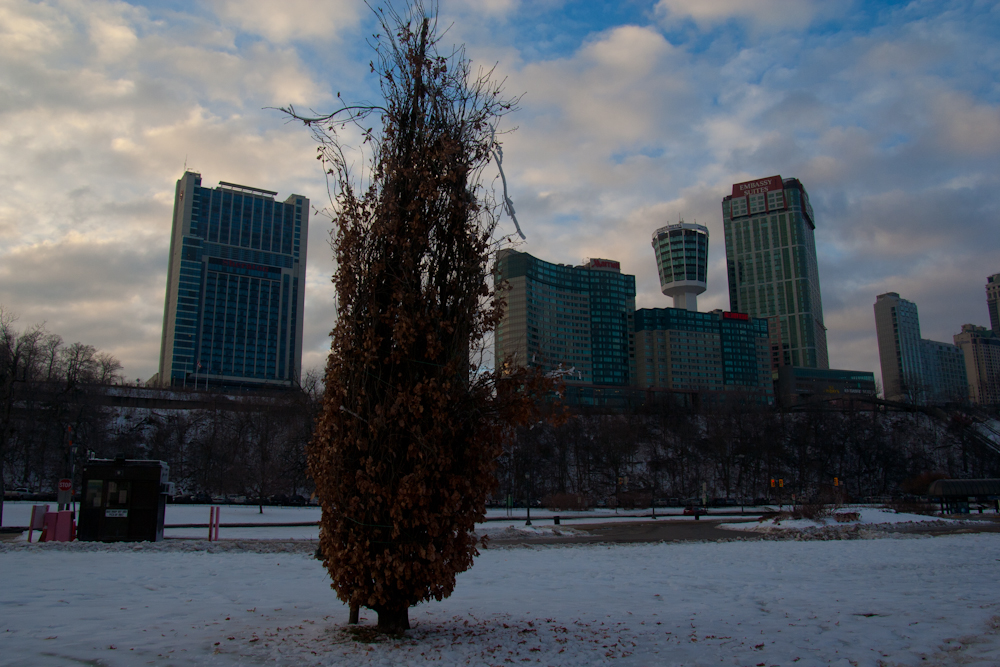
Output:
1 1 999 388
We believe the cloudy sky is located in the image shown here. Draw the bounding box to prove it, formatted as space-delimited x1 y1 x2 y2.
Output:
2 0 999 386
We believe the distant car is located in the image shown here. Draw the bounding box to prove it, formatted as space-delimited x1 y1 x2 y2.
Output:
683 506 708 516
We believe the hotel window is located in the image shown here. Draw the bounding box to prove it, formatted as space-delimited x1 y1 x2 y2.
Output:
730 196 748 217
766 189 785 211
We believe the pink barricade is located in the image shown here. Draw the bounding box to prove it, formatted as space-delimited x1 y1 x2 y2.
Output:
41 510 75 542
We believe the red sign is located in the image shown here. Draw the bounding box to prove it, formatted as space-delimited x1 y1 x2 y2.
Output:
723 311 750 321
732 175 782 198
58 478 72 492
588 258 620 270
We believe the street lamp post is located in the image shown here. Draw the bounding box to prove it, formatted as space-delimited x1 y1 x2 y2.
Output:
524 472 532 526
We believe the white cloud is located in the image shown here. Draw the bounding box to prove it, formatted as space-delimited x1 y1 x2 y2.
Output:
654 0 824 31
209 0 361 43
446 0 523 18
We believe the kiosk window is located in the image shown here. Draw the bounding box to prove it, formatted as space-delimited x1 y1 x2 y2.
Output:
106 481 130 508
87 480 103 508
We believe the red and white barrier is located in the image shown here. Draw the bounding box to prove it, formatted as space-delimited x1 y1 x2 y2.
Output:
208 506 221 541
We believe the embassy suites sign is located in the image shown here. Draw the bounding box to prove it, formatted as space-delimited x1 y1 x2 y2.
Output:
732 175 783 197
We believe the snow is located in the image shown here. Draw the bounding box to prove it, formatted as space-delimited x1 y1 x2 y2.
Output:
719 507 960 533
3 532 1000 666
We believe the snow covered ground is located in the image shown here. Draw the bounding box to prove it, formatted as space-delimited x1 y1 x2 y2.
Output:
3 533 1000 666
718 507 954 533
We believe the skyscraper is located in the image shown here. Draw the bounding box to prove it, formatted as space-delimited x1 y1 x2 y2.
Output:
874 292 924 401
722 175 828 369
494 249 635 386
986 273 1000 335
954 324 1000 405
652 220 708 311
156 171 308 390
874 292 968 404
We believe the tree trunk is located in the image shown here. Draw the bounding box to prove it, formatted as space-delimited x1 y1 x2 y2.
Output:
374 604 410 634
348 603 359 625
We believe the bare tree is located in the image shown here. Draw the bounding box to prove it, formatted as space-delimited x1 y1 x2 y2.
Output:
0 309 46 525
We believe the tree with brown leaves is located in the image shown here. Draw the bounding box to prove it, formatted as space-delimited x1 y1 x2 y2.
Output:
285 2 555 633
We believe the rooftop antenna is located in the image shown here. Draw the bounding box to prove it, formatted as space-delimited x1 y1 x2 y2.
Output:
491 126 526 240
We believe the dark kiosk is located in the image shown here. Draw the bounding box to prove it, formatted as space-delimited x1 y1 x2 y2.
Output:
78 457 171 542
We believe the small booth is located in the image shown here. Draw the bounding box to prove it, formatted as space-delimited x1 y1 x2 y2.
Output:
78 457 171 542
927 478 1000 515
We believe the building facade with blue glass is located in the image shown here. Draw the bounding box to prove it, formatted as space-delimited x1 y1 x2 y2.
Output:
633 308 773 402
156 172 308 390
495 249 636 386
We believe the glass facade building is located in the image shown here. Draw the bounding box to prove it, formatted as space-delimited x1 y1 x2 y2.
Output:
633 308 772 401
920 339 969 404
723 176 829 369
495 249 636 386
156 172 308 390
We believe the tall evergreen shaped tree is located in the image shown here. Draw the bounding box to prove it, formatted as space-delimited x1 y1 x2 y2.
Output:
288 2 554 633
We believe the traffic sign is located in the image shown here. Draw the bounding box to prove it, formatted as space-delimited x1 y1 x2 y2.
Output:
58 478 72 492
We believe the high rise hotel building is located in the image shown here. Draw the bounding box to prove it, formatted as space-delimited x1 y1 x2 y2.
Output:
722 176 828 369
156 172 308 389
494 249 636 386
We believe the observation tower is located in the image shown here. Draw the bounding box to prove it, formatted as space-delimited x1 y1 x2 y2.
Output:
652 220 708 311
